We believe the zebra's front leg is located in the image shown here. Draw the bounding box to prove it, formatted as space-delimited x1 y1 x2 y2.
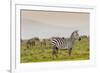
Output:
52 47 56 60
52 49 56 60
68 48 72 56
55 47 58 58
52 46 58 60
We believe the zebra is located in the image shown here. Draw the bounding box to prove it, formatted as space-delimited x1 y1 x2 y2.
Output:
51 30 81 59
27 39 35 49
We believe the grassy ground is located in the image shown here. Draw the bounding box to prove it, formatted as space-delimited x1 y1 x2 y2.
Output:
21 38 89 63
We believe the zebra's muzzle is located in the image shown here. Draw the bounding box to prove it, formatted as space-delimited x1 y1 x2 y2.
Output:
78 37 81 41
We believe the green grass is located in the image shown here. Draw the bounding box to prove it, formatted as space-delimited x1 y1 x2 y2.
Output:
21 38 89 63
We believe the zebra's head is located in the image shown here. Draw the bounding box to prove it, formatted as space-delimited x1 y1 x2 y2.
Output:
71 30 81 41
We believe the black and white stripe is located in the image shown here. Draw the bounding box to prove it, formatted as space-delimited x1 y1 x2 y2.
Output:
51 30 81 59
51 37 73 50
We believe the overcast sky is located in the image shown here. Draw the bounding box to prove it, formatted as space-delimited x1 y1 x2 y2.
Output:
21 10 89 40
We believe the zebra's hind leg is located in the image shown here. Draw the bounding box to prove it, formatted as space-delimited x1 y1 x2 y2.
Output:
55 47 58 58
52 49 55 60
52 46 57 60
68 48 72 56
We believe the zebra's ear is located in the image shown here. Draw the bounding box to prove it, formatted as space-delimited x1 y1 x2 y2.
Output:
75 30 78 32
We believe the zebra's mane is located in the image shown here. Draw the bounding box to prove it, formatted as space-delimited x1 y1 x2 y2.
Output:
70 30 78 40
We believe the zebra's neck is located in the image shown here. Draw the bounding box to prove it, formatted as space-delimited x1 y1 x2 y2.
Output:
70 34 75 45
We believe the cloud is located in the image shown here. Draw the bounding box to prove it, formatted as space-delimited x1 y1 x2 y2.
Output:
21 10 89 39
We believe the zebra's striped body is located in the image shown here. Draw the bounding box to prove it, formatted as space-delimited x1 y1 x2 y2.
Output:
51 30 81 59
51 37 73 50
